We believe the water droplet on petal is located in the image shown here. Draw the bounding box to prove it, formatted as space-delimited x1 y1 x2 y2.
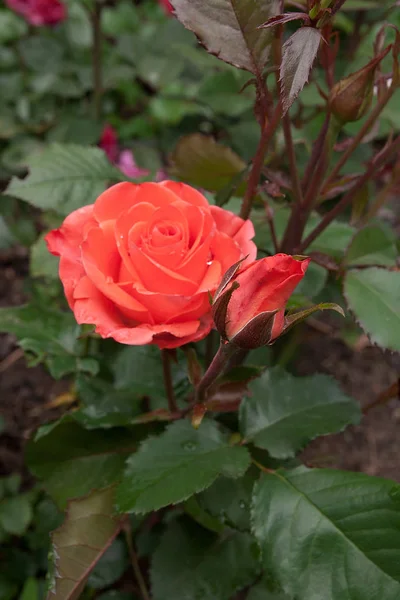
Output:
206 260 213 266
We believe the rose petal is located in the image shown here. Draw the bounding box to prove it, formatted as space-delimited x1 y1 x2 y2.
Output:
210 205 248 237
160 181 209 208
45 205 95 307
154 314 213 349
226 255 310 338
94 182 139 223
45 205 95 259
81 226 148 314
211 231 242 273
128 243 198 295
210 205 257 264
197 260 222 293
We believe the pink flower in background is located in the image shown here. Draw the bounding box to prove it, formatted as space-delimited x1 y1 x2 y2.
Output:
99 124 167 182
117 150 149 180
5 0 66 26
159 0 173 15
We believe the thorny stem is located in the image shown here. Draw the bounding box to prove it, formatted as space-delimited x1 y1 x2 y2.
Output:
298 135 400 252
274 26 304 206
123 522 151 600
92 0 103 120
322 82 398 193
161 350 178 413
239 97 282 220
195 342 238 404
301 114 331 193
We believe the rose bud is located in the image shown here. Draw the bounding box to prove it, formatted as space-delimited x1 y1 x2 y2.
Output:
212 254 310 349
329 47 390 124
45 181 256 349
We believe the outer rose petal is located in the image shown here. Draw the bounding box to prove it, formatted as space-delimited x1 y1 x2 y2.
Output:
225 255 310 339
160 181 209 208
210 205 256 264
45 205 95 307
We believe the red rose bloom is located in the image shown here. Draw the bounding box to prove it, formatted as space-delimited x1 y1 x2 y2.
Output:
45 181 256 349
6 0 66 26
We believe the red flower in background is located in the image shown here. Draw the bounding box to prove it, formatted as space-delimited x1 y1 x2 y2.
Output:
5 0 66 26
159 0 173 15
99 125 119 164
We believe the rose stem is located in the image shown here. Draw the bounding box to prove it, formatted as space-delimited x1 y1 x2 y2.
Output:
123 521 151 600
91 0 103 120
298 134 400 252
239 86 282 220
161 350 178 413
195 342 238 405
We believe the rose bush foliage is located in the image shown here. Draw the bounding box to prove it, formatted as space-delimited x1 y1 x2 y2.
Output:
46 181 256 348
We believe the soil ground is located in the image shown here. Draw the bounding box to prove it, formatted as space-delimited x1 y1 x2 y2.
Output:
1 247 399 482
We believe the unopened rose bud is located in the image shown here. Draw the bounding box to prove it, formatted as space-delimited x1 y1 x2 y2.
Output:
212 254 310 349
329 48 390 123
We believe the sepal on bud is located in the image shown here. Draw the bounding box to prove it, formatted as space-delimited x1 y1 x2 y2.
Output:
279 302 345 339
230 309 279 350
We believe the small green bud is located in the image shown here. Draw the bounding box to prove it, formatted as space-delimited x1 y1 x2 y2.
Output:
329 48 390 123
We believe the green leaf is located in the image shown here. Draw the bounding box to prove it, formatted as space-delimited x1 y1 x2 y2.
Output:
170 0 279 74
252 467 400 600
5 144 122 217
240 367 361 458
344 224 398 267
198 71 254 117
0 9 28 43
19 578 39 600
344 267 400 351
30 233 59 280
0 304 83 379
151 519 260 600
26 421 137 509
247 581 290 600
280 28 322 112
47 488 123 600
198 469 258 531
293 261 327 299
18 37 64 73
109 345 189 411
115 420 251 514
74 375 141 429
0 495 32 536
87 539 128 590
170 134 246 193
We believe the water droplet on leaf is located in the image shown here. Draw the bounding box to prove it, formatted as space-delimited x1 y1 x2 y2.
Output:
182 441 196 451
